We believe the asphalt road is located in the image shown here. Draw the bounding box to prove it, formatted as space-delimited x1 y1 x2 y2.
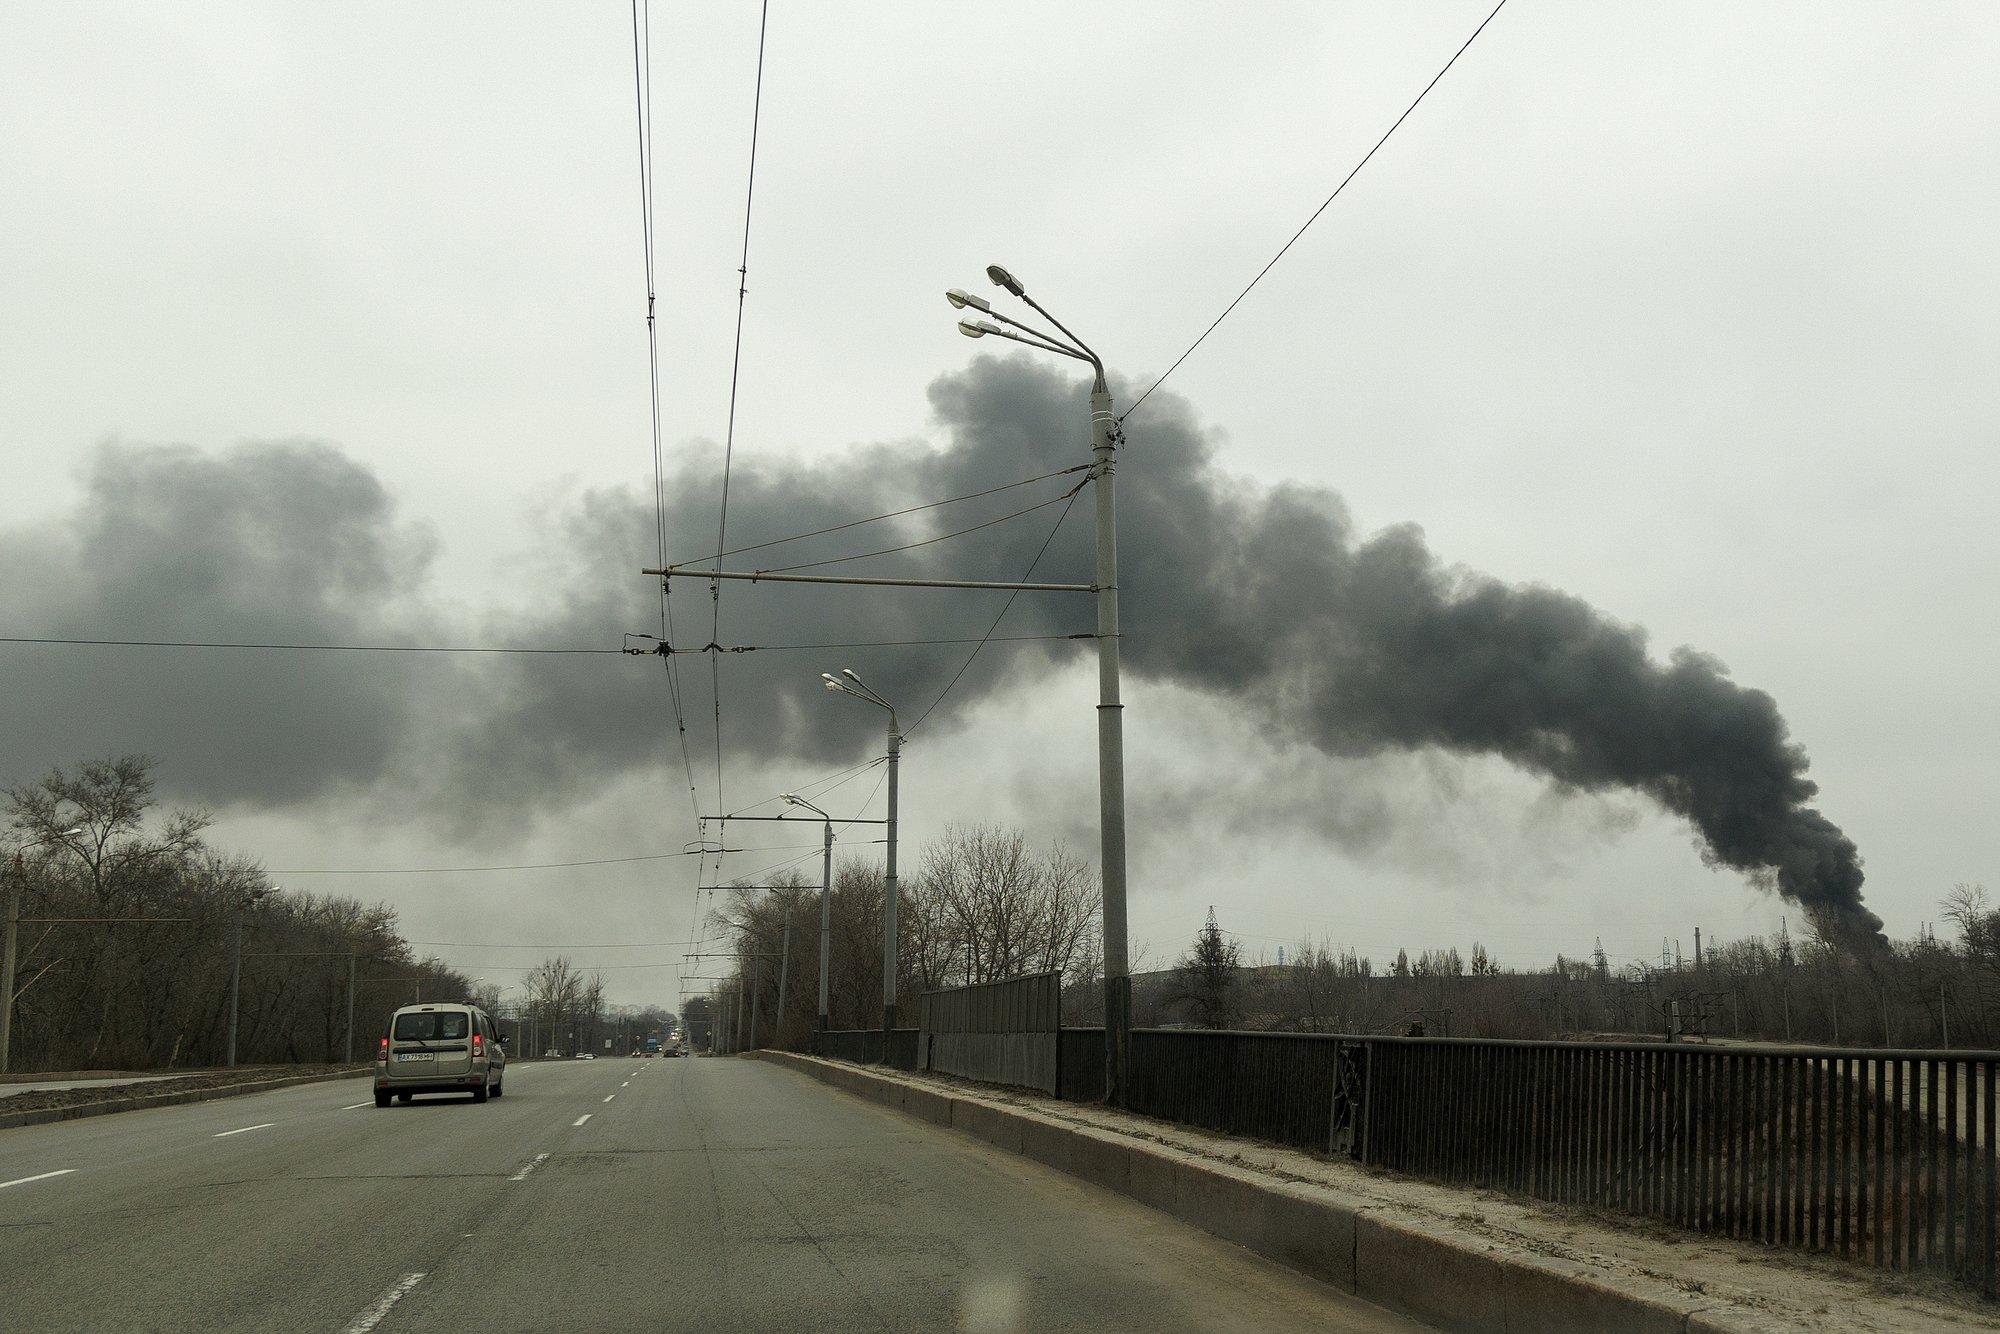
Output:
0 1055 1422 1332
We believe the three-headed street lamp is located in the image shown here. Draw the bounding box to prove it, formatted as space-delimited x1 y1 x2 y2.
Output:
643 264 1130 1100
779 792 836 1035
947 265 1132 1104
820 669 900 1038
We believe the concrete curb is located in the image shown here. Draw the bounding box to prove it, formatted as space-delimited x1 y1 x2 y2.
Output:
0 1068 370 1131
754 1051 1758 1333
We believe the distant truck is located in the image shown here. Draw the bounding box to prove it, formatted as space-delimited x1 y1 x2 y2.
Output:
644 1034 661 1054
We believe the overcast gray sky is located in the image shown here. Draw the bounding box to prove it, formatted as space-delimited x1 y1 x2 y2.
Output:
4 3 1996 1005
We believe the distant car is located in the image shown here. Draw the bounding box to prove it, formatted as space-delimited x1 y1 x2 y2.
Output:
575 1052 595 1060
374 1002 506 1107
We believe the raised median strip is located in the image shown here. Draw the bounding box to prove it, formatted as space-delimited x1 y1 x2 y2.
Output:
751 1051 1966 1334
0 1067 371 1132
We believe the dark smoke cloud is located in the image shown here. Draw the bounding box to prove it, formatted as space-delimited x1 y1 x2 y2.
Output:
0 440 444 806
478 356 1881 940
0 362 1879 940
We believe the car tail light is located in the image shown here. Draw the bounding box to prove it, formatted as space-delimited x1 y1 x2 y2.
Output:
471 1031 483 1058
378 1036 389 1060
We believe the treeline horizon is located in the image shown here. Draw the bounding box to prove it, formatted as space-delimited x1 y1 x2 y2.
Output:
4 755 477 1073
1123 891 2000 1050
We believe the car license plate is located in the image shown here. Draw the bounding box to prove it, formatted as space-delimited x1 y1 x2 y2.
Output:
395 1052 427 1062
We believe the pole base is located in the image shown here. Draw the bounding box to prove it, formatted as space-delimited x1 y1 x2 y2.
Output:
1104 975 1131 1107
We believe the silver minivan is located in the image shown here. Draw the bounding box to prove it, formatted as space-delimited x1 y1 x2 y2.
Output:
373 1003 506 1106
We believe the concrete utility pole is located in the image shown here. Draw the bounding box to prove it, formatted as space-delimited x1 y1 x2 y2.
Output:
0 852 24 1077
749 957 764 1051
819 670 902 1041
781 795 836 1035
947 267 1132 1103
777 908 793 1040
645 265 1133 1097
345 952 357 1064
1 828 82 1076
226 887 274 1068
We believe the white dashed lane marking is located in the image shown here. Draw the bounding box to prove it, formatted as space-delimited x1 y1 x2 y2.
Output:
509 1153 550 1182
213 1122 276 1139
572 1114 592 1127
343 1272 426 1333
0 1169 76 1191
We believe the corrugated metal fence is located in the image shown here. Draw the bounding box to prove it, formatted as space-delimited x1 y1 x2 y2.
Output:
918 972 1060 1094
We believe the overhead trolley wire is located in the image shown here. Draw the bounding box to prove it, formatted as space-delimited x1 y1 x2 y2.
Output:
907 482 1089 735
630 0 704 838
755 476 1092 575
0 637 624 655
665 464 1090 569
708 0 774 823
1121 0 1511 423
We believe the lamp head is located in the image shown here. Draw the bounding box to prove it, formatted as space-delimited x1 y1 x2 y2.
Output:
956 319 986 339
823 679 842 692
986 264 1025 296
840 669 864 684
945 288 990 313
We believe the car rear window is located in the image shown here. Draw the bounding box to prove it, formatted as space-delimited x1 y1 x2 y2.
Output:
392 1011 470 1041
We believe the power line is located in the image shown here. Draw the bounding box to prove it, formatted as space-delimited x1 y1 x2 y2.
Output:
408 939 689 950
269 846 831 875
1122 0 1510 422
0 637 623 655
908 482 1088 735
649 633 1092 655
757 477 1090 575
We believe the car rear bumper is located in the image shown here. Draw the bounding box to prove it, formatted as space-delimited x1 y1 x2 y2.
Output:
374 1067 496 1092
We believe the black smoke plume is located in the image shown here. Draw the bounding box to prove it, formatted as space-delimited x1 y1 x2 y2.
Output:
0 360 1879 941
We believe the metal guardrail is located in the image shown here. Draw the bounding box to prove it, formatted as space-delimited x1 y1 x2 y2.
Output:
823 1021 2000 1295
1356 1037 1998 1295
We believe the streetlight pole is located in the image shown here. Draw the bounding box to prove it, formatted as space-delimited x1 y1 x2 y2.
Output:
777 907 792 1042
227 886 275 1068
1 827 85 1075
821 670 901 1044
782 794 835 1037
345 951 357 1064
949 265 1131 1103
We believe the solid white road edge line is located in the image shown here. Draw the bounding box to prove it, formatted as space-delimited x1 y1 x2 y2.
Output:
509 1152 550 1182
0 1169 77 1191
341 1102 372 1110
213 1122 276 1138
572 1114 592 1126
343 1272 427 1334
